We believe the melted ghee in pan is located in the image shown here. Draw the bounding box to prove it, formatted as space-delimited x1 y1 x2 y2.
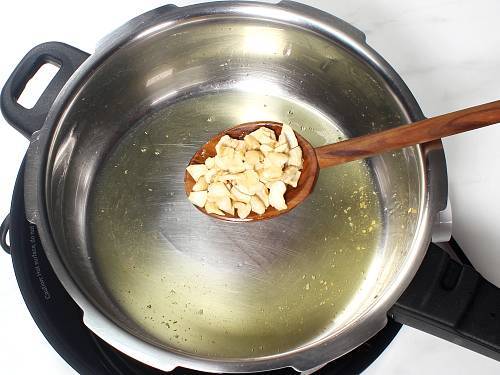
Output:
89 91 382 357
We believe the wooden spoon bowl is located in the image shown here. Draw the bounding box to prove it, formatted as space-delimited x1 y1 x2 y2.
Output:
184 121 319 222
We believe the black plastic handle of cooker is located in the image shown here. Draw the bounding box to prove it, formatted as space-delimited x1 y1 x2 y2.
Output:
389 243 500 361
1 42 89 138
0 214 10 254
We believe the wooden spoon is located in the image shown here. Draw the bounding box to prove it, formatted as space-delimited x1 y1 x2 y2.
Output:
185 100 500 221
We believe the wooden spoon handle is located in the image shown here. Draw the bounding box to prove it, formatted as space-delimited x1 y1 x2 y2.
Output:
315 100 500 168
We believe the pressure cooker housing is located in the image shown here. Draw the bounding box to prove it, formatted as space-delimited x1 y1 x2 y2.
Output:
3 1 452 373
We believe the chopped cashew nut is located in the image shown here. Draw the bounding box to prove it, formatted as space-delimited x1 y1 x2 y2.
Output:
208 182 230 197
274 143 289 153
256 185 270 207
249 127 276 144
265 152 288 168
230 186 252 203
216 196 234 215
250 195 266 215
205 157 215 169
278 132 287 146
260 166 283 181
186 164 208 182
282 166 301 188
244 134 260 150
219 146 234 158
264 181 274 189
215 135 232 154
227 159 246 174
192 176 209 191
234 202 252 219
288 147 303 168
205 201 225 215
235 140 247 152
259 144 275 155
187 125 303 218
281 124 298 148
235 170 261 195
245 150 263 165
204 168 218 184
269 181 287 210
254 161 264 171
188 191 207 207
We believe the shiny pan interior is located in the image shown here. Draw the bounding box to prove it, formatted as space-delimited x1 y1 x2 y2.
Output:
42 4 427 371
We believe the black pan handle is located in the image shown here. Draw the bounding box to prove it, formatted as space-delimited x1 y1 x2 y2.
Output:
0 214 10 254
1 42 89 138
389 242 500 361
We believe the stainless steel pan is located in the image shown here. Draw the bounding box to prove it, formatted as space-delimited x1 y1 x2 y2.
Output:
2 1 499 373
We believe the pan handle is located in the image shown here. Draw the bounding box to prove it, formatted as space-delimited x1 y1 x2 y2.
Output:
0 42 89 138
389 242 500 361
0 214 10 254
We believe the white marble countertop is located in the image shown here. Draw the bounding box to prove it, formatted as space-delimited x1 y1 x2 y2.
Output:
1 1 499 374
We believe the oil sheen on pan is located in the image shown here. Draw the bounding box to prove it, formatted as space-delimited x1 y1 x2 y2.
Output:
89 91 382 358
